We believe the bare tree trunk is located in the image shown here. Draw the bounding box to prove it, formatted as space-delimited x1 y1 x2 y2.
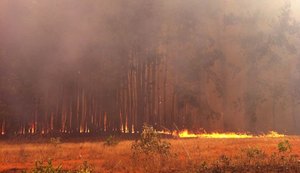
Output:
272 98 276 130
163 56 168 127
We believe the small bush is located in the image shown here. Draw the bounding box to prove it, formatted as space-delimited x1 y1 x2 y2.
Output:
131 124 172 173
131 124 171 156
219 154 231 166
50 137 61 147
24 160 93 173
278 140 291 153
77 161 93 173
242 146 265 158
104 135 119 146
197 161 209 172
31 159 63 173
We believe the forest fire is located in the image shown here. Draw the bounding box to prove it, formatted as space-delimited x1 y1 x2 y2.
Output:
175 130 285 139
1 1 300 172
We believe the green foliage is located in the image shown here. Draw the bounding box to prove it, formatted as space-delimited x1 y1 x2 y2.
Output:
197 161 209 172
131 124 172 173
218 155 231 166
131 124 171 156
50 137 61 147
25 160 93 173
104 135 119 146
278 140 291 153
77 161 93 173
242 147 265 158
31 159 63 173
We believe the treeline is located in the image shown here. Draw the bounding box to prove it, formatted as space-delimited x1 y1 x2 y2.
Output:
0 0 300 135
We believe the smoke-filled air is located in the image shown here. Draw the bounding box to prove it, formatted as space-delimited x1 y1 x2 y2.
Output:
1 0 300 136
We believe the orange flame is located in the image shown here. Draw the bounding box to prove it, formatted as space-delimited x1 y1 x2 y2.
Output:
175 130 285 139
260 131 285 138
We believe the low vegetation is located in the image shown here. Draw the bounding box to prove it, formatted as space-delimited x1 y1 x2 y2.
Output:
278 140 291 153
24 160 93 173
77 161 93 173
0 130 299 172
50 137 62 147
104 135 119 147
131 124 171 156
131 124 172 172
30 160 63 173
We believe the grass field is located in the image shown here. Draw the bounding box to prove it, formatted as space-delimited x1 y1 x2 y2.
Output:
0 136 300 172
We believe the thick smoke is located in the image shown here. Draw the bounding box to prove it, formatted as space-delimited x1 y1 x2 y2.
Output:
0 0 300 135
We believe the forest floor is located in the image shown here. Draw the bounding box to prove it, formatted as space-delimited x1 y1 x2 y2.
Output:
0 136 300 172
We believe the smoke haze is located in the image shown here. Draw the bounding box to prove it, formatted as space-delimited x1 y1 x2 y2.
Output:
0 0 300 135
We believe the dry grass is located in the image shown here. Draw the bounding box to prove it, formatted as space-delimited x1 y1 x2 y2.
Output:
0 136 300 172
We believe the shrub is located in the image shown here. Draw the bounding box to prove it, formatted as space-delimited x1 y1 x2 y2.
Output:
242 147 265 158
31 159 63 173
131 124 171 173
50 137 61 147
77 161 93 173
278 140 291 153
131 124 171 156
104 135 119 146
24 160 93 173
218 155 231 166
197 161 209 172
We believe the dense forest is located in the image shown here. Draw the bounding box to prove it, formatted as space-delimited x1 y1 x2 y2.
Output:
0 0 300 136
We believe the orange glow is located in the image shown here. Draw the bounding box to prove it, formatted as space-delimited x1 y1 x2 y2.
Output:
175 130 285 139
261 131 285 138
177 130 199 138
28 123 35 134
80 126 85 133
1 120 5 135
157 130 173 135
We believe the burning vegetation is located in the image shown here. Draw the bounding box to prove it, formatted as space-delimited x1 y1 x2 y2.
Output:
175 130 285 138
